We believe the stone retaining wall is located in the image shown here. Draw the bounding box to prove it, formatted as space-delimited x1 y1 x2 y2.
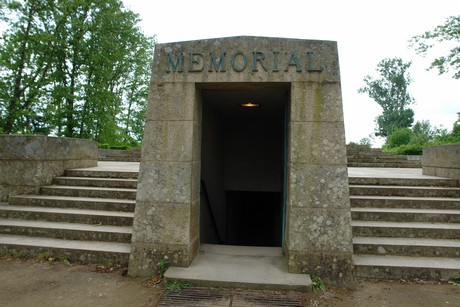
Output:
422 144 460 180
0 135 98 201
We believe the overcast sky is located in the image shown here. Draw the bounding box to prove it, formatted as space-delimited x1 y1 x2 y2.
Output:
123 0 459 146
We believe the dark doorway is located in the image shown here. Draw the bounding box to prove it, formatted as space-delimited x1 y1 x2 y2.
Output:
200 83 289 247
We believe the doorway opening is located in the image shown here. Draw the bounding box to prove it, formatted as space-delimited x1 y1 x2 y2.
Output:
200 83 289 247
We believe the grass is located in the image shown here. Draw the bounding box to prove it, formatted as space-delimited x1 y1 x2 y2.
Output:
166 280 192 292
311 277 327 293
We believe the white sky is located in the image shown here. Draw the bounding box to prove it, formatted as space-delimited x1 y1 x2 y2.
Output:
123 0 459 146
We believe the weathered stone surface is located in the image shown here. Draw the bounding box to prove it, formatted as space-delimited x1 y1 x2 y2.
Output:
151 36 338 83
136 162 193 203
141 120 194 162
128 239 198 276
286 250 354 287
286 207 353 252
288 165 349 208
130 36 352 284
423 144 460 180
290 121 347 165
0 136 97 201
146 82 196 121
0 135 97 160
131 201 193 245
291 81 344 122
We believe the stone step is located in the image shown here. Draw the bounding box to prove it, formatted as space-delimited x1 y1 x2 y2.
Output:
0 234 130 265
65 169 138 179
353 255 460 280
53 176 138 189
347 162 421 168
349 177 458 187
350 195 460 210
164 244 312 291
349 185 460 198
352 221 460 239
347 157 420 165
40 185 137 200
8 195 135 212
351 207 460 223
0 205 133 226
353 237 460 258
0 219 132 243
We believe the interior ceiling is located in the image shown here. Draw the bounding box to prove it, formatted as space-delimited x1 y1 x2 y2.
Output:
201 84 289 116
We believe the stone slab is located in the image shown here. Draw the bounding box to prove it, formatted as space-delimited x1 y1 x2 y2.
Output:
164 244 312 291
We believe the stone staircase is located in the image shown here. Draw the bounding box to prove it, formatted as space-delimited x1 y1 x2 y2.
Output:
347 145 421 168
350 176 460 280
1 162 460 282
98 148 141 162
0 167 137 265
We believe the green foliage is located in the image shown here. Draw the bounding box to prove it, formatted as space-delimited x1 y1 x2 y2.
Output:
98 143 110 149
358 58 415 137
384 115 460 154
156 259 169 278
109 145 131 150
311 277 327 293
449 275 460 287
411 15 460 79
37 250 54 262
385 128 413 148
0 0 154 145
166 280 192 292
387 143 424 155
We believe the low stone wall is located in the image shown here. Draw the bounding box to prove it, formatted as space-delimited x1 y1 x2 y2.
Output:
0 135 98 201
422 144 460 180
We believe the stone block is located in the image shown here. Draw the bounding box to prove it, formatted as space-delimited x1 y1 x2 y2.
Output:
291 81 344 122
288 164 349 208
146 82 196 121
151 36 339 83
423 144 460 180
131 201 193 245
128 238 198 277
286 249 354 287
141 120 194 162
136 162 193 203
289 121 347 165
286 207 353 253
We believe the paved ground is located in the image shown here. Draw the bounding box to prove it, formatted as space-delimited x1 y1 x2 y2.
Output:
1 257 459 307
87 161 446 180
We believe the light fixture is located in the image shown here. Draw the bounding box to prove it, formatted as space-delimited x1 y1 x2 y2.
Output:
239 102 261 108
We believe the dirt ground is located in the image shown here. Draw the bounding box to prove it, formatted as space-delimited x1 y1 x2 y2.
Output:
0 256 459 307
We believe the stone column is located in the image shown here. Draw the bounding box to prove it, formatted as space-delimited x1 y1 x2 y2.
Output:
128 81 201 276
285 81 354 286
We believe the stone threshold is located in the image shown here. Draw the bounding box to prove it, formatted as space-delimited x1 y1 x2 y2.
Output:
164 244 312 291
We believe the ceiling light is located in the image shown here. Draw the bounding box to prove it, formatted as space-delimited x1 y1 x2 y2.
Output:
240 102 261 108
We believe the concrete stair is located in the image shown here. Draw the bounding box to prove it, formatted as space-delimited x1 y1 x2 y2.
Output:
0 168 137 265
347 145 422 168
350 175 460 281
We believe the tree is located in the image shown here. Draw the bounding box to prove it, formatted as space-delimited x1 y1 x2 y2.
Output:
411 15 460 79
358 57 415 137
0 0 154 145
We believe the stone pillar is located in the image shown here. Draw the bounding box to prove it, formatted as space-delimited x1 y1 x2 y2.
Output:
128 82 201 276
285 81 354 286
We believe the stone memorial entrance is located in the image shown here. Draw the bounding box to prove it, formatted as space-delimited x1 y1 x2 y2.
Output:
128 36 353 285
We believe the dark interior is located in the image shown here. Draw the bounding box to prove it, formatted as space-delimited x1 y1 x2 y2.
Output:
200 83 289 247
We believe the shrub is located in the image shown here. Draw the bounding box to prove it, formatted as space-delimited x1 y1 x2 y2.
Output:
388 143 423 155
385 128 413 149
